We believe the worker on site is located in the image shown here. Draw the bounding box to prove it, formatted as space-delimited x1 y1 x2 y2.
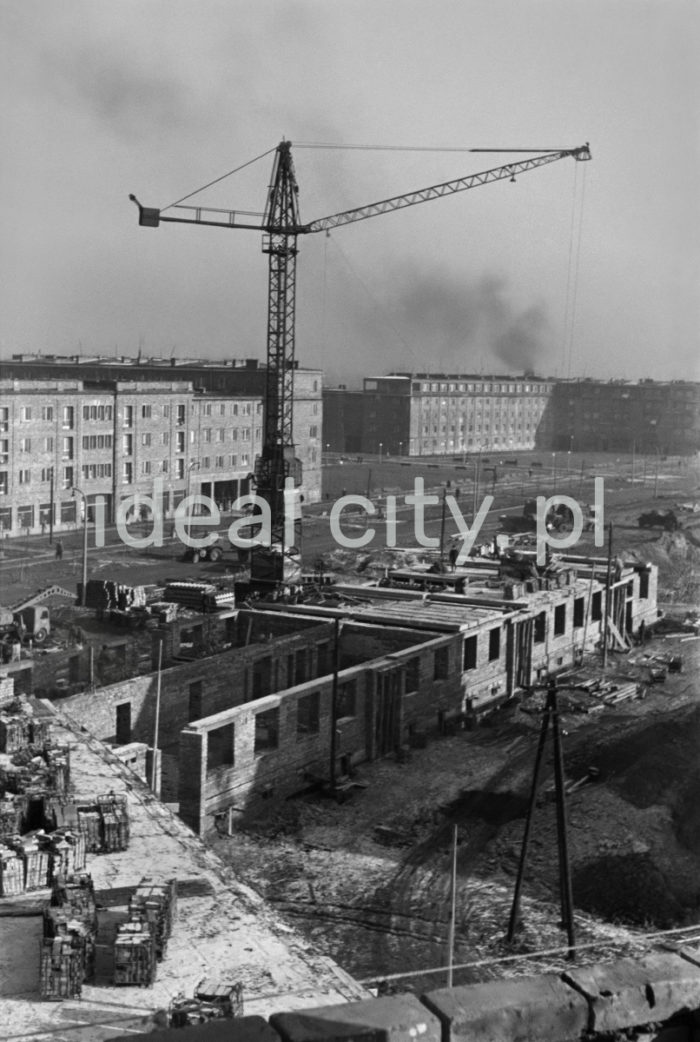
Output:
55 539 64 560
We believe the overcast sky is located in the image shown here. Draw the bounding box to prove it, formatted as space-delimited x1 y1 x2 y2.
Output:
2 0 698 386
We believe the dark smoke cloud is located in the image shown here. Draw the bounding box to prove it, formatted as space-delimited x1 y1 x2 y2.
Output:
382 265 552 374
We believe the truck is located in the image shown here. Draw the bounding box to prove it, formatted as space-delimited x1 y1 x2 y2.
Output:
0 604 50 645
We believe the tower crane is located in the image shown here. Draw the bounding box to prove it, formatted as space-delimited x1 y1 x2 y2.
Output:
130 141 591 587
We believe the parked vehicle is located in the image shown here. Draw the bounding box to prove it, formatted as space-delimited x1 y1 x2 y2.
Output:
0 605 50 644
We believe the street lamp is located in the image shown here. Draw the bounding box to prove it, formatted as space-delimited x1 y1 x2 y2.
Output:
379 442 383 464
71 486 89 606
399 441 403 456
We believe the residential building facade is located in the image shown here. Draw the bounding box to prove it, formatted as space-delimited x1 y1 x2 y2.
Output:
0 378 267 536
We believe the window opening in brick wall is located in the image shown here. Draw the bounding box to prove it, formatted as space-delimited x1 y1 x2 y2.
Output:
573 597 585 628
255 707 279 753
115 702 131 745
434 646 449 680
337 679 356 718
207 722 234 771
405 658 420 692
591 591 602 621
534 611 546 643
488 627 501 661
463 634 477 670
554 603 567 636
188 680 203 722
297 691 320 736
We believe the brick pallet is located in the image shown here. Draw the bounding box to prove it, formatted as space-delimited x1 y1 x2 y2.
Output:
113 920 157 987
39 936 84 1000
0 843 24 896
76 807 102 852
11 833 52 891
97 793 130 852
129 876 177 959
0 716 30 754
0 794 24 838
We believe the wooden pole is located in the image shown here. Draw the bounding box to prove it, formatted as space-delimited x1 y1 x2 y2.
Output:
151 640 163 792
602 523 613 669
330 617 340 793
447 824 458 985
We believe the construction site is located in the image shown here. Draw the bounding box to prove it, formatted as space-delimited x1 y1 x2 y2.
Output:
1 138 700 1038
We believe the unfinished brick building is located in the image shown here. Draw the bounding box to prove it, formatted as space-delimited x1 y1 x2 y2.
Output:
12 553 657 836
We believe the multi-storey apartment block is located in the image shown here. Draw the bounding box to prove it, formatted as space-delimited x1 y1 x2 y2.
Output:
0 378 267 536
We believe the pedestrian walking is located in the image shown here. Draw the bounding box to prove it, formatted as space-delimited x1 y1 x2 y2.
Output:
55 539 63 560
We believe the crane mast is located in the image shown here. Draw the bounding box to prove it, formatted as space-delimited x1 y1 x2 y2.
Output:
130 139 591 589
255 142 303 584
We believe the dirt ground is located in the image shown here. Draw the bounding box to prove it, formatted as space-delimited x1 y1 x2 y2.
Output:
207 457 700 991
210 633 700 992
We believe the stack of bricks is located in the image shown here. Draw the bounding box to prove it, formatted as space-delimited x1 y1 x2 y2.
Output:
113 919 157 987
128 876 177 960
97 793 130 853
0 843 24 896
0 793 24 838
39 873 98 1000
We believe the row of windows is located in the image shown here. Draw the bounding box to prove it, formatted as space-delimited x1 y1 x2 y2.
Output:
81 463 112 480
19 406 74 426
414 382 549 395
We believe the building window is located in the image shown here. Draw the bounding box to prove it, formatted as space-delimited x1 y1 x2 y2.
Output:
176 431 185 453
20 407 32 422
337 679 357 718
463 635 477 670
18 469 31 485
591 591 602 622
207 723 234 771
254 707 279 753
534 612 546 643
488 627 501 661
141 405 152 419
554 604 566 636
216 455 224 468
19 437 31 452
62 437 74 460
122 434 133 455
573 597 585 627
62 466 73 489
140 461 152 476
310 425 318 438
176 458 185 479
405 658 420 692
123 405 133 428
217 429 225 442
115 702 131 745
122 462 133 483
639 570 650 599
434 646 449 680
0 408 9 431
297 691 320 736
177 404 186 425
41 406 54 420
142 433 152 447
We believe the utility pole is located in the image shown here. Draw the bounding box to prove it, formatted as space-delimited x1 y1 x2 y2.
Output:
439 486 447 568
447 824 458 985
151 640 163 792
49 467 54 545
329 617 341 793
602 522 613 669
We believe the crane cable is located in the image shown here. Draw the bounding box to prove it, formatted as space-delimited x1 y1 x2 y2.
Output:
161 145 277 212
295 143 579 154
325 234 424 370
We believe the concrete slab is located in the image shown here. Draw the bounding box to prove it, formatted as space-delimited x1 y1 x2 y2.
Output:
563 954 700 1033
422 973 589 1042
271 993 441 1042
